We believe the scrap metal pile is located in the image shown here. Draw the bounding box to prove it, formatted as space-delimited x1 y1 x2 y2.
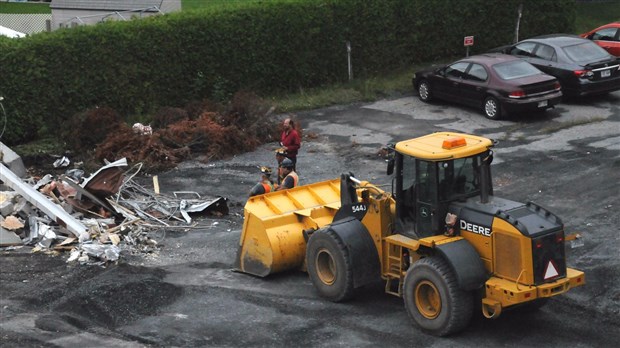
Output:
0 150 228 265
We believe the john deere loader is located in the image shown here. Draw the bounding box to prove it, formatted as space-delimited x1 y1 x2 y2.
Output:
235 132 584 336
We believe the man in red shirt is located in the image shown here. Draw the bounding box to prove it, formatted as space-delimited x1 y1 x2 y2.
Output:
280 118 301 170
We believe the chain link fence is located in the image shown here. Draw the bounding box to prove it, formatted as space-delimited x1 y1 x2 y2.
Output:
0 13 50 34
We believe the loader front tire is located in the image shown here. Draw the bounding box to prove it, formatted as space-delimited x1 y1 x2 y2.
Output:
403 257 473 336
306 228 354 302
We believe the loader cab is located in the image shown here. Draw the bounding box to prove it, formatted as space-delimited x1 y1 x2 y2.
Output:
391 133 494 239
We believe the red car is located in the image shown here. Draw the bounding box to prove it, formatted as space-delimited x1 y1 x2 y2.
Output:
580 22 620 57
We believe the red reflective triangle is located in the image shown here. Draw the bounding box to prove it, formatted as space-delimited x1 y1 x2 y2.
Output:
544 261 559 280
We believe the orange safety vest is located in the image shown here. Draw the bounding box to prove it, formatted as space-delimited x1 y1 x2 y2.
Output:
261 180 274 193
284 171 299 188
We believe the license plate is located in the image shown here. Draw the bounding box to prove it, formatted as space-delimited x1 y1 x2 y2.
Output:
601 69 611 78
538 100 548 108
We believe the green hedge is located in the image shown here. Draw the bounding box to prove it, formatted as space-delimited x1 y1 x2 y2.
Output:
0 0 574 145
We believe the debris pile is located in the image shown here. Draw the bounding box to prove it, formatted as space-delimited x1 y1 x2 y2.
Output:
1 155 228 266
63 91 279 172
2 92 279 265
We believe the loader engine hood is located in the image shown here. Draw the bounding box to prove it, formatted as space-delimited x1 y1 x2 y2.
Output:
451 196 563 238
496 201 563 237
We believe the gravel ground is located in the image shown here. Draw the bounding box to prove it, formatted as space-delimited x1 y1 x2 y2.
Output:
1 91 619 347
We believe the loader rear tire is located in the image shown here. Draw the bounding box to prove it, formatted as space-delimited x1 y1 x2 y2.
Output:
403 257 473 336
306 228 354 302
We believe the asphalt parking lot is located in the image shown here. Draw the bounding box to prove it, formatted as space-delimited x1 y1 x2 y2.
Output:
1 91 619 347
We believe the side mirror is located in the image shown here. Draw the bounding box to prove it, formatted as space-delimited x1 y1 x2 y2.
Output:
387 158 395 175
483 150 494 165
384 143 396 175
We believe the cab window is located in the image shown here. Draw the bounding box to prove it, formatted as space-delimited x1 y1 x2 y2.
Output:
438 156 480 201
399 154 417 216
396 154 418 236
417 160 436 203
402 155 416 196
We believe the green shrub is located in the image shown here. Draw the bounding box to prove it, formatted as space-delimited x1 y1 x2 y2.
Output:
0 0 575 145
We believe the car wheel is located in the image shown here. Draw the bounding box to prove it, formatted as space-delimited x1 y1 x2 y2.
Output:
483 96 501 120
418 80 432 102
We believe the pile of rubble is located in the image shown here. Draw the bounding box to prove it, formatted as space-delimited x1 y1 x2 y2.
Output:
0 143 228 266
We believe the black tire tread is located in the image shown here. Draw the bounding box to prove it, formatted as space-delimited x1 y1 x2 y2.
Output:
403 256 473 336
306 228 355 302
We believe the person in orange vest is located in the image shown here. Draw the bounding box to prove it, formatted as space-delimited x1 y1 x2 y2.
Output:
274 147 287 187
249 166 275 197
276 158 298 191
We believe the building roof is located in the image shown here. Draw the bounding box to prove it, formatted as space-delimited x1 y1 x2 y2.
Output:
50 0 165 11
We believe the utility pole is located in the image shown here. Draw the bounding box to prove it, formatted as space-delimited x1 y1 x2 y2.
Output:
514 4 523 43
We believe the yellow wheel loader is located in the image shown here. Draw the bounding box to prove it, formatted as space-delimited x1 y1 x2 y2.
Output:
235 132 585 336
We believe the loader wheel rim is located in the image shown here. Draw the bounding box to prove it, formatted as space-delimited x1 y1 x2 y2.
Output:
415 280 441 319
315 248 336 285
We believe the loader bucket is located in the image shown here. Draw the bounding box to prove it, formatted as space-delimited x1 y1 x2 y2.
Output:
236 178 342 277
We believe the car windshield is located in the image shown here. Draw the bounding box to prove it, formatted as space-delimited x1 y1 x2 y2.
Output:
492 60 542 80
563 42 610 63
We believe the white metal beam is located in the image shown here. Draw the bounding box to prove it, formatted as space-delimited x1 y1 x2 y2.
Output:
0 163 86 237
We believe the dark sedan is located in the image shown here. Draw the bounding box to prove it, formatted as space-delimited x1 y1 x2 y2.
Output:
412 53 562 120
493 34 620 97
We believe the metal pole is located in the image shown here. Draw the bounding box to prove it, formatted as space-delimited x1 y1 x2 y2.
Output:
514 4 523 44
0 163 87 237
346 41 352 81
0 96 6 139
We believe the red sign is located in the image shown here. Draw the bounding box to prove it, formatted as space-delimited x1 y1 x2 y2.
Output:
464 36 474 46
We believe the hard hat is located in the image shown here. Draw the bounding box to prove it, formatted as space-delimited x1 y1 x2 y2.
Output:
260 166 272 175
281 158 294 168
275 148 287 156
